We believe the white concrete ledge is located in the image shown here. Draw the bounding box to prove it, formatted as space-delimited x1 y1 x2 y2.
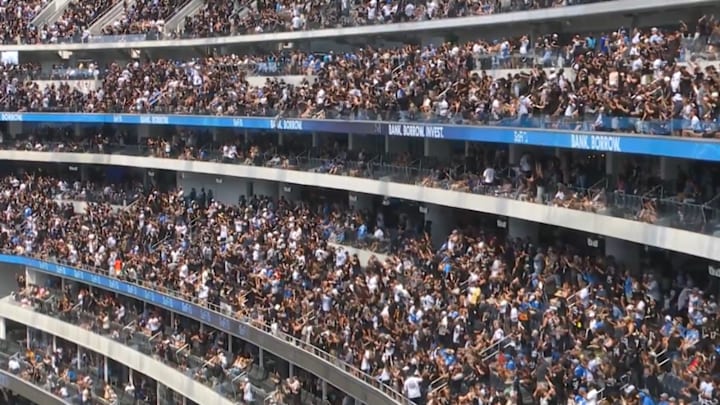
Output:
0 298 235 405
0 370 69 405
0 0 711 52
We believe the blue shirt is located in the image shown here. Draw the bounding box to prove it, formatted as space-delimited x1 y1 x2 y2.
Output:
357 224 367 239
574 365 586 379
684 328 700 341
640 394 655 405
624 277 633 296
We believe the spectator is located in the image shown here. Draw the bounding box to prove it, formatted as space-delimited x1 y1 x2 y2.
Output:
1 22 719 136
2 125 720 404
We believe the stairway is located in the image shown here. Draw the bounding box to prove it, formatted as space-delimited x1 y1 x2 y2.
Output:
31 0 72 27
88 0 131 35
163 0 205 35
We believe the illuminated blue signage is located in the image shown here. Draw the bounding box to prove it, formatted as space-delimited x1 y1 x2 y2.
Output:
1 112 719 161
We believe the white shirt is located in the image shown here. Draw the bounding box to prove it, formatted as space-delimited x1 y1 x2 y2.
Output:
519 155 531 172
690 115 702 131
367 1 376 20
700 381 714 398
483 167 495 184
243 383 254 402
321 293 332 312
403 375 423 399
586 388 598 405
404 3 414 17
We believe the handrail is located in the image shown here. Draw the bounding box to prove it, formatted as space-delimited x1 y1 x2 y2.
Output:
11 253 411 405
122 319 136 331
566 290 581 309
0 145 720 238
644 184 663 198
264 390 278 404
0 369 71 405
2 297 236 405
3 147 720 256
705 192 720 209
0 345 76 405
427 334 514 395
588 177 608 194
480 333 514 361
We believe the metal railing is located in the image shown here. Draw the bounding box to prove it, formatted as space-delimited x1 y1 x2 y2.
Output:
15 252 413 405
426 333 515 395
9 140 720 239
0 340 108 405
12 292 246 404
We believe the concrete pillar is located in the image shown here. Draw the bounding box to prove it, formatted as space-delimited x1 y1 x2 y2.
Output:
312 132 318 148
659 157 679 183
145 169 155 190
137 124 150 139
278 132 284 146
349 193 374 211
606 152 618 177
253 180 278 201
508 218 539 242
424 139 452 159
508 145 520 165
557 150 569 184
385 137 404 155
25 268 49 287
605 238 640 271
465 141 470 157
0 317 5 340
279 183 301 202
7 122 22 136
425 204 455 248
348 134 355 150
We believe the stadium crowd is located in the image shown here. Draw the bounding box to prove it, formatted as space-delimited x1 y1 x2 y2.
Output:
2 21 720 136
0 0 615 44
1 315 125 405
100 0 186 37
7 124 720 235
16 279 310 404
0 171 716 405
